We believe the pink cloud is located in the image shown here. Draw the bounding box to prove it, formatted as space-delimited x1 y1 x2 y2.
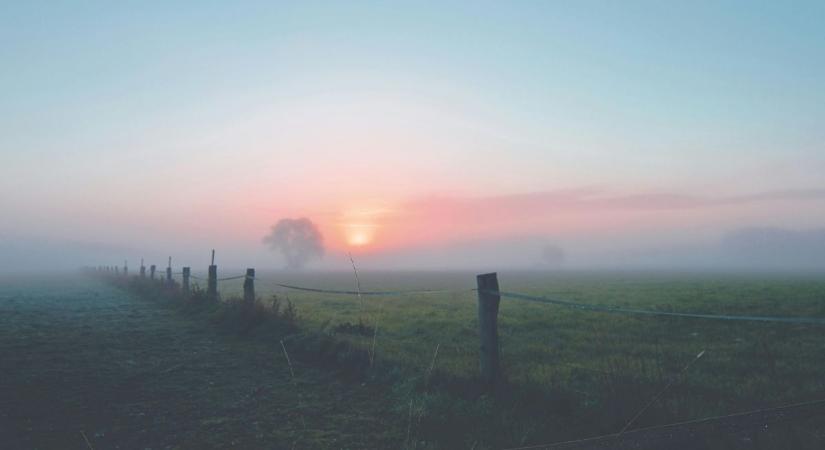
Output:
360 187 825 251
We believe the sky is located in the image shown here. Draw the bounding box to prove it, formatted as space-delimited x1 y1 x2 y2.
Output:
2 1 825 271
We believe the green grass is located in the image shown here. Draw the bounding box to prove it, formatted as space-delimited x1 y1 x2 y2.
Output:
125 270 825 448
205 271 825 442
0 275 405 449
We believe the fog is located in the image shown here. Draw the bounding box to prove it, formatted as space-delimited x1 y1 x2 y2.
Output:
262 218 325 270
3 225 825 275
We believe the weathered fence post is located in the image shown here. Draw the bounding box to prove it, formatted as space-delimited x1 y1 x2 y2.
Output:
123 260 128 276
140 258 146 278
150 264 156 280
243 268 255 305
166 256 173 287
476 272 501 386
182 267 191 295
207 249 217 301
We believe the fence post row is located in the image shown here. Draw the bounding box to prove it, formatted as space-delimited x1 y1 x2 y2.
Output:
476 272 501 387
166 257 173 287
101 259 503 390
243 268 255 305
207 249 217 301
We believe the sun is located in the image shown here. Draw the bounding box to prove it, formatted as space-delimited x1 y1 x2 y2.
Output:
347 230 372 247
340 205 388 248
343 222 378 247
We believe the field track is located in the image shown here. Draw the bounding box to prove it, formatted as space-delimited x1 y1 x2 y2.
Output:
0 276 400 449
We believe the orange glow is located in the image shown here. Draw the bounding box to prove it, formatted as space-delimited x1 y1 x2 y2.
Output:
346 229 372 246
337 205 392 249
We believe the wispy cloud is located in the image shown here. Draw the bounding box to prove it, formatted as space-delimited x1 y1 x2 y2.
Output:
403 187 825 216
354 187 825 251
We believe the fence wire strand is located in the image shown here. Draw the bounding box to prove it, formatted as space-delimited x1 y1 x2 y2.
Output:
137 270 825 325
485 289 825 325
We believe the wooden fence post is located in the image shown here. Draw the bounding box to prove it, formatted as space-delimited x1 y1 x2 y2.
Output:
166 257 173 287
123 260 128 276
207 249 217 301
476 272 501 386
182 267 191 295
140 258 146 278
243 268 255 305
150 264 156 280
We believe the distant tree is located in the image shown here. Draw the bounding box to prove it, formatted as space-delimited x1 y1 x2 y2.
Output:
263 218 324 269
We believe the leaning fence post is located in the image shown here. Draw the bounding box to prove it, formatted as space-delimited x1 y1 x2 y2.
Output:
207 249 217 301
150 264 156 280
243 268 255 305
476 272 501 386
166 257 173 287
182 267 191 295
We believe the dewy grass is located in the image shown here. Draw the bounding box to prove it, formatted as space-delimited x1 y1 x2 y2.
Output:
100 270 825 449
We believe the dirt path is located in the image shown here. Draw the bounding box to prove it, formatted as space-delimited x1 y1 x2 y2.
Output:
0 276 402 449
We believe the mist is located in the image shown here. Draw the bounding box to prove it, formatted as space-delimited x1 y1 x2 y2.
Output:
5 224 825 275
262 218 325 270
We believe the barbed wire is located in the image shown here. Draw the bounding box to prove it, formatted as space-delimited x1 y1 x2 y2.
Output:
267 281 471 297
183 273 470 296
485 289 825 325
107 269 825 325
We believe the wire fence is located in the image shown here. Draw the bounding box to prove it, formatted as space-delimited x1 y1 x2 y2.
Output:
90 263 825 447
189 272 473 297
184 269 825 326
487 289 825 325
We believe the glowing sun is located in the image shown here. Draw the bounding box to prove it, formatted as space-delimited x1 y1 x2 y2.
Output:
340 205 389 248
347 230 372 246
343 222 378 247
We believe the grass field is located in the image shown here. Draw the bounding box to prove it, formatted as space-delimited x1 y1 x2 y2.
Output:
203 269 825 447
4 271 825 449
0 276 402 449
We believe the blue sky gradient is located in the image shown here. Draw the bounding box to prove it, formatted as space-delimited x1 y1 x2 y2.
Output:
2 1 824 269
